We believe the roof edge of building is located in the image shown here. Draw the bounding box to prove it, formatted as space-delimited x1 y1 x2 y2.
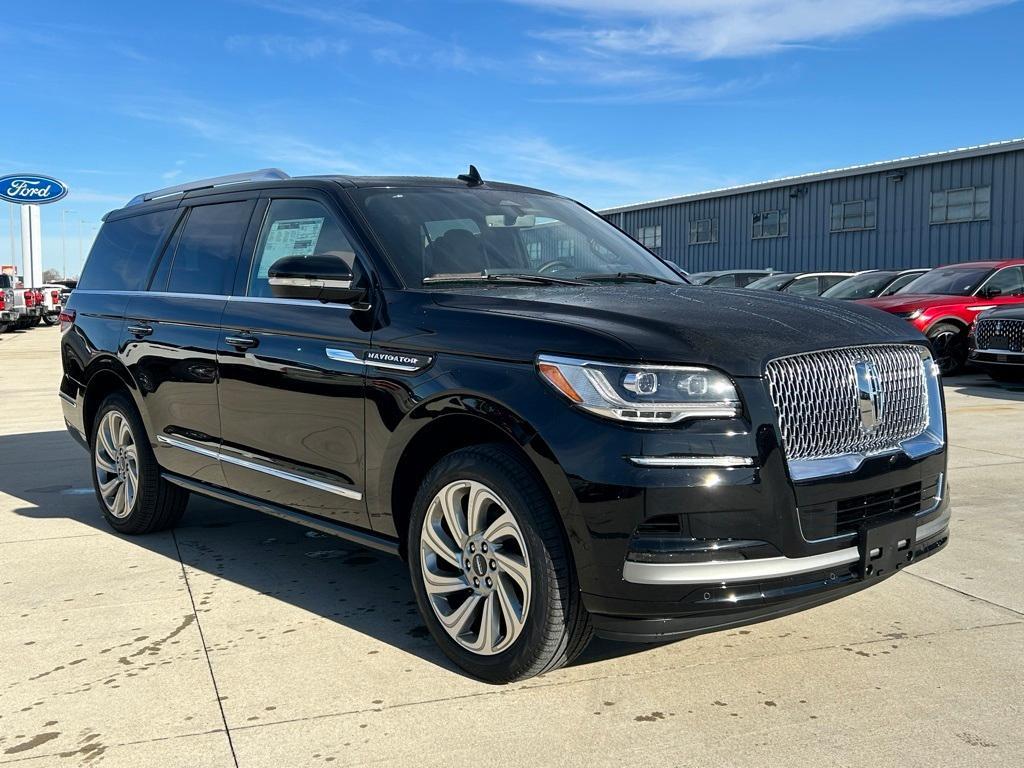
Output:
600 137 1024 216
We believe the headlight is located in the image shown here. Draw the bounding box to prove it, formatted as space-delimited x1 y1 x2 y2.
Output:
896 309 923 320
536 354 740 424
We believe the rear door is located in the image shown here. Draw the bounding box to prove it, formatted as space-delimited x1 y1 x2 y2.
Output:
122 196 257 485
217 192 372 528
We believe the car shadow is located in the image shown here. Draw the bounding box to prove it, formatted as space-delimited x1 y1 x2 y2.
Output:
946 371 1024 402
2 430 650 681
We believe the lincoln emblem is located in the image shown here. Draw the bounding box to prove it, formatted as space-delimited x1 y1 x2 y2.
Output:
853 359 884 431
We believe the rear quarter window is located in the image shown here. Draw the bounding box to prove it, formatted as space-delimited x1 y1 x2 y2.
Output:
78 209 178 291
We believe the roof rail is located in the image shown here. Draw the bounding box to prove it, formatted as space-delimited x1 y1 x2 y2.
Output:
125 168 290 207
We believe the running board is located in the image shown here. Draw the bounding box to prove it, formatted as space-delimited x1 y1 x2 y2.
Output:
163 473 401 557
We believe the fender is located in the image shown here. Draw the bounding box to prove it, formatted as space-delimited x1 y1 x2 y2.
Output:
80 354 156 445
370 388 588 568
921 315 970 334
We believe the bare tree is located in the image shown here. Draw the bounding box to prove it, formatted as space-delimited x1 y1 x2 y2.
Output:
43 268 62 284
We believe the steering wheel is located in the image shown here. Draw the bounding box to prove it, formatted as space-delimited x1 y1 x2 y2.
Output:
537 260 573 274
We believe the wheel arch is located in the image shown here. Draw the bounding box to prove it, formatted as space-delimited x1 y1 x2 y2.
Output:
922 315 970 335
381 395 577 562
81 356 151 446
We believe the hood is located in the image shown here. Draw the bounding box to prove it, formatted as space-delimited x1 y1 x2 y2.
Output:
430 284 924 377
979 304 1024 321
859 293 974 312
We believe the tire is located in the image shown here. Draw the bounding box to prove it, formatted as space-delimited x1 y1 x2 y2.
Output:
42 314 58 326
0 322 8 334
29 315 41 327
90 391 189 534
408 443 591 683
928 322 967 375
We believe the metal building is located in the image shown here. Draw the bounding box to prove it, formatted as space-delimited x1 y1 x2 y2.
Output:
600 138 1024 275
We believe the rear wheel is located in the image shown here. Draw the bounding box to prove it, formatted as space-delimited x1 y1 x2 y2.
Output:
928 322 967 375
91 392 189 534
0 322 8 334
42 314 58 326
29 315 41 327
408 444 591 683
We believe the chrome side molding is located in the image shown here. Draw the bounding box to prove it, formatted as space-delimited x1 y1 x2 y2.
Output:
156 435 362 501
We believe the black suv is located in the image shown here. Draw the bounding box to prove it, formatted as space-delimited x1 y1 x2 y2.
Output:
60 168 950 682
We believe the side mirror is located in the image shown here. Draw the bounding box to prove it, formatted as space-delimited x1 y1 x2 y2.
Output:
268 254 366 305
981 286 1002 299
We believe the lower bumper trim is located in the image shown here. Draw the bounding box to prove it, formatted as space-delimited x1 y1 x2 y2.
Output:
623 509 951 585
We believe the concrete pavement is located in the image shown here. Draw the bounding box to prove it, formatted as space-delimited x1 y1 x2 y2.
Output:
1 325 1022 767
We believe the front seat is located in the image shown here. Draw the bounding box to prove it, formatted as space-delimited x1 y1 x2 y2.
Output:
425 229 484 276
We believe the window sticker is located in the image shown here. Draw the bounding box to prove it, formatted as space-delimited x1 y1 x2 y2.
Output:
257 217 325 277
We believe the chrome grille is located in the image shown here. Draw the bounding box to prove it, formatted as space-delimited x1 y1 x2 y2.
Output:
975 317 1024 352
765 345 929 462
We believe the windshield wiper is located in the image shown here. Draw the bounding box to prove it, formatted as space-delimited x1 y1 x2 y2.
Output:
577 271 679 285
422 272 587 286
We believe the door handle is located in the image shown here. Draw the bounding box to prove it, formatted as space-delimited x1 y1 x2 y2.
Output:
127 324 153 337
225 335 258 350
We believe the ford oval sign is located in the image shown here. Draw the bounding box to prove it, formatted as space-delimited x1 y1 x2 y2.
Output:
0 174 69 205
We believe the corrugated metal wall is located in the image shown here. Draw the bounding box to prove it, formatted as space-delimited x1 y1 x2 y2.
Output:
604 148 1024 273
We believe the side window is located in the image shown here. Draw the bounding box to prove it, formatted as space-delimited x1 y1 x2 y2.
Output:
78 209 177 291
248 199 359 298
882 273 920 296
820 275 848 292
708 274 738 287
155 201 253 296
785 276 820 296
981 267 1024 296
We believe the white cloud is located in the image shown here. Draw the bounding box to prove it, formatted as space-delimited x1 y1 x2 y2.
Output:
513 0 1009 58
225 34 348 59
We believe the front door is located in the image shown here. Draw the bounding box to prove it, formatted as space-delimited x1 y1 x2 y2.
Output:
217 194 372 528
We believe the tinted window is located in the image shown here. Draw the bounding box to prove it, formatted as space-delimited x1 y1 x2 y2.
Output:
747 273 796 291
980 266 1024 297
248 199 360 298
155 201 253 296
881 272 924 296
78 209 177 291
707 274 738 287
898 267 992 296
822 272 895 300
820 275 850 291
785 276 821 296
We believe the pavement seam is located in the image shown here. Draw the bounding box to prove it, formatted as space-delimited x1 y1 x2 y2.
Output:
906 571 1024 618
949 443 1024 461
224 618 1024 735
0 728 227 766
172 528 240 768
0 532 104 546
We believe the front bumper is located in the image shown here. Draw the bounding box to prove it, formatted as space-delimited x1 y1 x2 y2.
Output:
591 504 949 642
969 347 1024 370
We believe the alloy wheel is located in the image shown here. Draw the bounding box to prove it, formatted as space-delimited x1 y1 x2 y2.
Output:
94 410 140 519
419 480 532 656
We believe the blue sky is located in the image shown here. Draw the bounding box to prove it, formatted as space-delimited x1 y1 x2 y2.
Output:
2 0 1022 276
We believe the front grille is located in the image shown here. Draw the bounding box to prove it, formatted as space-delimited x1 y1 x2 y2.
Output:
765 345 929 462
975 317 1024 352
799 475 941 539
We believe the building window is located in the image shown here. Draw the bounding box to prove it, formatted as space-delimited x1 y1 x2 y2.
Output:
525 241 541 261
830 199 876 232
688 218 718 245
556 239 576 259
930 186 990 224
637 225 662 249
752 210 788 239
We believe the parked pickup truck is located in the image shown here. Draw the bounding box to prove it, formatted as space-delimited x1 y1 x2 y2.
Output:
0 273 27 333
34 285 63 326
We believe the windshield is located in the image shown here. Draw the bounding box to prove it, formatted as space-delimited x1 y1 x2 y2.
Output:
896 267 993 296
351 187 681 286
689 272 714 284
746 273 795 291
821 272 897 300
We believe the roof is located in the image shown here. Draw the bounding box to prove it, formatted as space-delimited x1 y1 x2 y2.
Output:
939 259 1024 269
601 137 1024 215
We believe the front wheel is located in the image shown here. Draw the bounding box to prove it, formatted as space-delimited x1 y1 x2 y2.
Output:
408 444 591 683
928 322 967 375
91 392 189 534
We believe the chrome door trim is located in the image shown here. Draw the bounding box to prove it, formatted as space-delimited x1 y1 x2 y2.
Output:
157 435 362 501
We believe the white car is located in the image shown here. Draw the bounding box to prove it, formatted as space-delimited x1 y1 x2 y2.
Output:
36 284 64 326
0 273 27 333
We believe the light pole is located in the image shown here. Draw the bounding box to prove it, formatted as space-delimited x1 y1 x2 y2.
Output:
60 209 76 279
77 219 84 278
7 203 14 266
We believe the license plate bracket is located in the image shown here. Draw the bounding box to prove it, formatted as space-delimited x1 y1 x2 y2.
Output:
858 516 917 580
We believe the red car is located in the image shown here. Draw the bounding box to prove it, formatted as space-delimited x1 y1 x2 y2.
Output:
860 259 1024 374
